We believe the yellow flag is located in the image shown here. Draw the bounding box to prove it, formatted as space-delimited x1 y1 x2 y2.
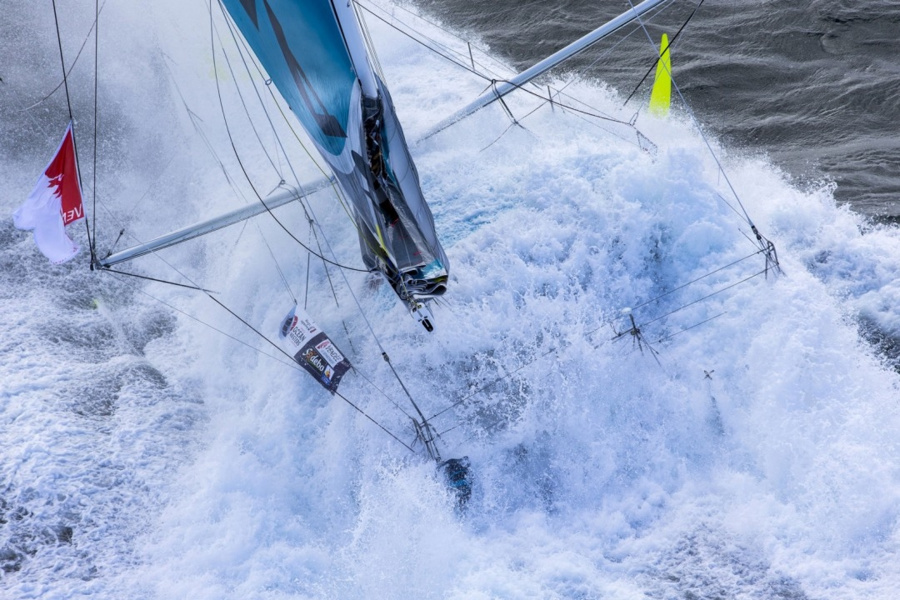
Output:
649 33 671 117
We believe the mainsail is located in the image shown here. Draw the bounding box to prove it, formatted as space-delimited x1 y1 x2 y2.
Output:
222 0 449 315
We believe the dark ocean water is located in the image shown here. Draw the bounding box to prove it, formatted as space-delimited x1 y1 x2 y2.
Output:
417 0 900 216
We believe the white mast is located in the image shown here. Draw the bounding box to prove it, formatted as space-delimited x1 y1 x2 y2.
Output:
331 0 379 99
423 0 671 139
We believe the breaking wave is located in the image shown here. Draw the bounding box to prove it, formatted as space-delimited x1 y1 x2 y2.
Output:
2 1 899 598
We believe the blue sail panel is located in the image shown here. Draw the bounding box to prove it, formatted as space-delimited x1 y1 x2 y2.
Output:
223 0 450 312
222 0 356 157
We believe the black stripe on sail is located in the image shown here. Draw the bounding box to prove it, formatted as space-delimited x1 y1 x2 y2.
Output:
239 0 259 29
263 0 347 139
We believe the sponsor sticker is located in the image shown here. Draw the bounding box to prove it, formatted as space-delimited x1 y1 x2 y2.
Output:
316 339 345 368
278 304 351 393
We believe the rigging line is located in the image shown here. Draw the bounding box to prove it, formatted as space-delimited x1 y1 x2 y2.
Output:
21 1 108 113
230 28 333 183
353 1 386 84
217 1 434 431
106 229 125 255
218 3 312 193
355 3 494 84
211 17 283 179
710 189 757 230
220 19 364 244
362 0 483 60
114 274 301 371
207 4 368 274
222 1 413 311
232 209 251 246
165 58 254 207
437 422 462 437
100 267 219 293
492 80 521 126
358 1 482 76
104 154 177 252
304 221 312 310
625 0 758 235
653 310 726 344
333 389 415 452
120 203 413 452
618 247 764 317
513 99 548 128
553 0 676 98
358 0 539 92
622 320 666 368
51 0 95 267
217 1 379 272
90 187 151 258
302 193 429 426
351 367 414 420
379 350 433 427
479 121 517 153
736 224 761 249
255 221 297 303
370 0 511 79
309 219 357 356
92 0 99 259
232 211 252 248
728 198 779 273
622 0 704 107
427 346 559 422
111 268 414 452
476 75 641 129
615 267 767 336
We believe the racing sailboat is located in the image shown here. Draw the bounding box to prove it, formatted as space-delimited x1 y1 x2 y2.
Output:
29 0 723 493
97 0 677 333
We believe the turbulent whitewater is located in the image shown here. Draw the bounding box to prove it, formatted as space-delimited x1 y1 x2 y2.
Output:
1 1 900 598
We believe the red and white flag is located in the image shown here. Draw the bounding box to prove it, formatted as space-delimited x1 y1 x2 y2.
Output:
13 122 85 263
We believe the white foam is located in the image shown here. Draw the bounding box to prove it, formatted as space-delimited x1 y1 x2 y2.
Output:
3 1 900 598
